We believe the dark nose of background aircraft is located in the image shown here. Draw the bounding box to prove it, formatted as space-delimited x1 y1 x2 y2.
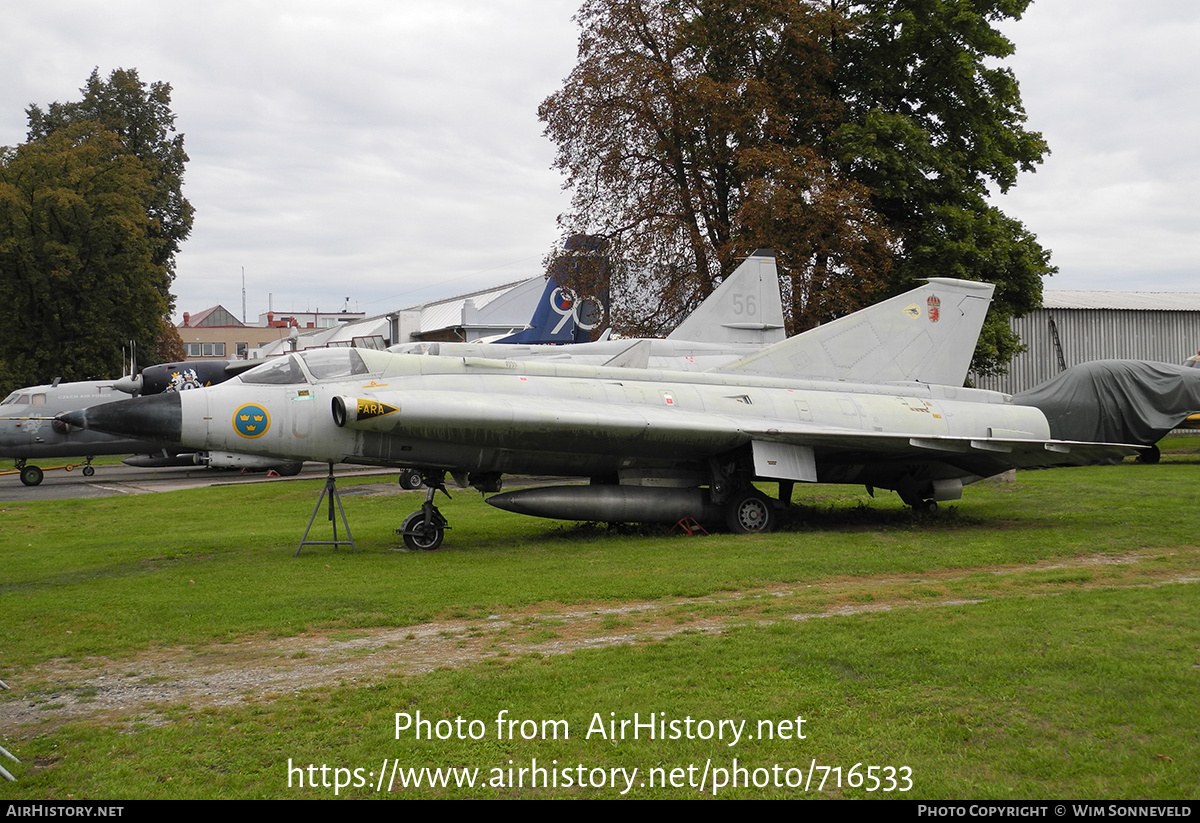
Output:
60 393 182 442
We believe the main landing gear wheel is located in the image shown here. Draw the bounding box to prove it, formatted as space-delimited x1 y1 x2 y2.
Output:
1137 444 1161 465
399 511 444 551
398 469 423 490
914 499 938 514
276 462 304 477
20 465 44 487
726 489 775 534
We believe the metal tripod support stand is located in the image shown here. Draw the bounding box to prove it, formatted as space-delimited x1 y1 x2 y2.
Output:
295 464 356 556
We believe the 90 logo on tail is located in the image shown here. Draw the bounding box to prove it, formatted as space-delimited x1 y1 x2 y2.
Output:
549 287 602 334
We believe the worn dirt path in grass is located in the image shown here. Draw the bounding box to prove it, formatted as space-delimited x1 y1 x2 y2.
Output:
5 548 1198 730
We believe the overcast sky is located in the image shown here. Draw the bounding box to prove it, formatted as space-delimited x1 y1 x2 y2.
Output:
3 1 1197 323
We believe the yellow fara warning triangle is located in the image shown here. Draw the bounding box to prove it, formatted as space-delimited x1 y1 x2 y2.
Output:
356 399 398 420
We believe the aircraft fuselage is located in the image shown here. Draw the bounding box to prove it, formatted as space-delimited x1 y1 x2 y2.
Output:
0 381 162 460
72 348 1065 495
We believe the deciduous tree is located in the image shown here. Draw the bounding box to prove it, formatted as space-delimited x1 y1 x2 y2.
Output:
827 0 1052 373
0 69 192 394
26 68 194 293
0 124 169 395
541 0 1052 375
540 0 894 336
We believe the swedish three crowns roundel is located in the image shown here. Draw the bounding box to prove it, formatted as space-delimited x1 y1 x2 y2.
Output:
233 403 271 438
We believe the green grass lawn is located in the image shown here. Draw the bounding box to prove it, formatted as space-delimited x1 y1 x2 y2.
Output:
2 443 1198 799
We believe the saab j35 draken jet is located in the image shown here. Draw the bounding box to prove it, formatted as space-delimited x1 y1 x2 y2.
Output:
64 265 1140 549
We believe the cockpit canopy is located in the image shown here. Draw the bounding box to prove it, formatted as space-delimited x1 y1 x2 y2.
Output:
238 349 374 385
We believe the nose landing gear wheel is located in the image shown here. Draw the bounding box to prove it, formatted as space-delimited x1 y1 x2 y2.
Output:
725 489 775 534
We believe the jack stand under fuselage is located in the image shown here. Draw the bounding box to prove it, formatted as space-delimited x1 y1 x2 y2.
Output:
295 464 356 556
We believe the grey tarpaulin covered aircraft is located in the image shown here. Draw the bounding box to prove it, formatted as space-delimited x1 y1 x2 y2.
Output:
1015 359 1200 463
63 276 1140 549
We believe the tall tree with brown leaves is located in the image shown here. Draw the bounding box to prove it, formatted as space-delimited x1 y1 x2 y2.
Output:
541 0 1052 375
540 0 893 338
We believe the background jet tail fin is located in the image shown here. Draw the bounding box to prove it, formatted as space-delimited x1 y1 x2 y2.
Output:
714 278 995 386
492 276 584 345
667 250 786 346
496 236 607 345
493 276 606 345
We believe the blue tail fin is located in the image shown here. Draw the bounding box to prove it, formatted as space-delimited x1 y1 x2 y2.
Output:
495 236 606 344
494 280 600 344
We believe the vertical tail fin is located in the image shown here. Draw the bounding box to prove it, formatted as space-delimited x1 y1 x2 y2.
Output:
668 249 786 345
715 278 995 386
492 279 588 344
496 235 607 345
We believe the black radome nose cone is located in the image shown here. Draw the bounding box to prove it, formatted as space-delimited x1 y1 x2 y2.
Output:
60 393 182 442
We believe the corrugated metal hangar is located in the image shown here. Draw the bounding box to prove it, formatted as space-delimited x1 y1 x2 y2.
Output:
974 290 1200 394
